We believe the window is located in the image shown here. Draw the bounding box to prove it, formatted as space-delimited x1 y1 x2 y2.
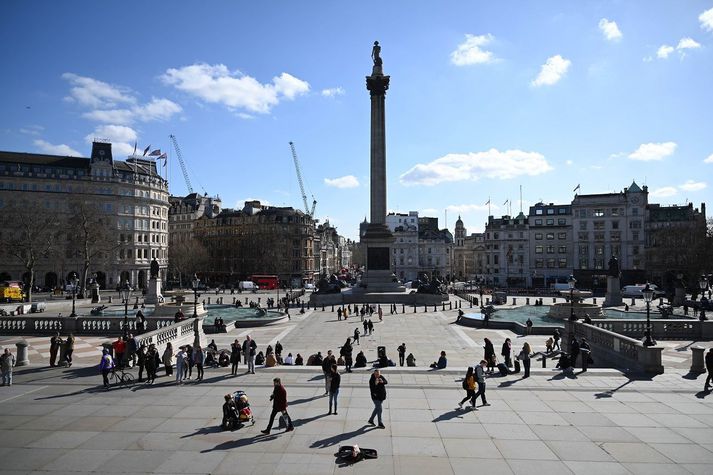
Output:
632 231 639 241
546 233 555 240
612 221 619 230
611 231 621 241
580 221 588 230
535 219 542 225
494 255 499 264
558 258 567 268
595 245 605 255
611 208 620 217
610 244 620 257
535 233 543 240
558 232 567 239
546 219 554 225
535 246 543 254
593 209 605 217
579 257 589 269
535 209 543 215
594 258 605 269
631 220 642 229
558 218 567 225
633 246 640 255
546 209 555 215
578 232 588 240
546 258 555 268
594 232 605 241
558 246 567 253
535 259 544 268
558 208 567 214
546 245 555 254
494 233 499 239
593 221 605 230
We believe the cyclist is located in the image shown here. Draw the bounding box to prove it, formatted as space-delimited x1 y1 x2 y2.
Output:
99 349 115 389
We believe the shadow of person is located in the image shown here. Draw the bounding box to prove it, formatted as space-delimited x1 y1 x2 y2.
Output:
181 425 225 438
310 425 375 448
432 409 466 423
695 389 711 399
292 412 330 427
290 394 324 406
201 433 277 452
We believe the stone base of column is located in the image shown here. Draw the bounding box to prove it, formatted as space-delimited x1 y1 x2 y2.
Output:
603 276 623 307
144 278 163 305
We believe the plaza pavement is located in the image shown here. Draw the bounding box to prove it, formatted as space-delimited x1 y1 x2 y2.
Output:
2 297 713 474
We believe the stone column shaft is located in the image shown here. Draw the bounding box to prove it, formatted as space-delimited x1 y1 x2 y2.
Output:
370 93 386 225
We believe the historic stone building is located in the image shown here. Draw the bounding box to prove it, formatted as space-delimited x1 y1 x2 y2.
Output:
168 193 222 245
192 200 315 287
571 181 648 288
484 213 530 287
528 202 573 288
0 141 169 291
453 216 485 282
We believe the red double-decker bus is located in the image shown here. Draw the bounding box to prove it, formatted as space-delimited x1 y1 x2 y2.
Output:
248 275 279 290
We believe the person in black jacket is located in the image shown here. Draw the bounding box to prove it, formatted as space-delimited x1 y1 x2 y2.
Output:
368 369 388 428
341 339 353 373
230 339 241 375
328 364 341 414
570 338 580 368
580 338 591 372
322 350 335 395
705 348 713 391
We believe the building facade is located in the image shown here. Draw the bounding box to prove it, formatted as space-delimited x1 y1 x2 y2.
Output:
0 141 169 291
484 213 530 287
528 202 573 288
168 193 222 245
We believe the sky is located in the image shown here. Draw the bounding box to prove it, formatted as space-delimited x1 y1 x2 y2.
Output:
2 1 712 240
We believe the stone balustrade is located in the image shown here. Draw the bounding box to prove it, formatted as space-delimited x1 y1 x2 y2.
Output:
0 315 174 336
564 320 664 374
590 318 712 340
134 317 206 358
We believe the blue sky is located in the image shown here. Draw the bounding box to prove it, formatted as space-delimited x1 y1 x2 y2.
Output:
2 1 712 239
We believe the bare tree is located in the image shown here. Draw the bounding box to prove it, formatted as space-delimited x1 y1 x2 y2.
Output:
168 238 209 288
0 201 62 302
65 198 122 298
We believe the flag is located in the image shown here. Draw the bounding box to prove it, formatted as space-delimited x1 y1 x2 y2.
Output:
485 199 490 205
159 152 167 160
149 149 162 157
503 199 509 206
133 141 137 156
573 184 581 193
143 145 151 156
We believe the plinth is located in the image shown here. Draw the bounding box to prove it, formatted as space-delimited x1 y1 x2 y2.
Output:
144 278 163 305
603 276 623 307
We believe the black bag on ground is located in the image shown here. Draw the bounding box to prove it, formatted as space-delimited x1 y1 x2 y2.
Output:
497 363 509 376
513 359 521 373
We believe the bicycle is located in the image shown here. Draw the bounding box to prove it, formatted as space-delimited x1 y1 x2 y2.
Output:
108 368 135 388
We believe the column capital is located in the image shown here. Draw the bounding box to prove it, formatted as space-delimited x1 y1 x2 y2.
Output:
366 75 390 96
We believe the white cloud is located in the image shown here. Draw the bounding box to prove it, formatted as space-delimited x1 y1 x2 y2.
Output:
321 87 345 97
657 45 674 59
565 160 573 166
446 203 492 213
450 34 497 66
62 73 135 108
19 125 44 136
704 154 713 164
679 180 707 192
400 148 553 186
650 186 678 198
627 142 677 161
84 125 138 157
161 63 309 113
237 112 254 120
324 175 359 189
531 55 571 87
598 18 622 41
135 98 182 121
677 37 701 50
34 139 81 156
82 109 134 124
700 7 713 32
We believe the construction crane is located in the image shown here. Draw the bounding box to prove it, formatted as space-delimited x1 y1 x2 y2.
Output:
289 141 317 218
169 134 193 194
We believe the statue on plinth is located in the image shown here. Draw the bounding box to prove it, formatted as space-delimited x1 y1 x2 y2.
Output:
150 258 159 280
603 255 623 307
607 256 620 278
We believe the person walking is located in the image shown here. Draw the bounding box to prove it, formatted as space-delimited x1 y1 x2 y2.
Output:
49 332 61 367
458 366 476 409
553 329 561 351
337 307 342 321
175 346 187 384
353 328 360 345
112 337 126 369
483 338 496 374
242 337 250 365
98 349 114 389
275 341 283 357
397 343 406 367
368 369 388 428
247 336 257 374
518 342 532 378
162 342 174 376
194 345 205 381
705 348 713 391
136 344 147 382
362 319 368 335
570 337 580 368
341 338 353 373
1 348 15 386
580 338 591 372
328 364 341 415
471 360 490 408
368 319 374 336
185 344 194 380
261 378 294 434
322 350 334 395
378 306 383 321
525 318 533 335
65 333 75 367
230 339 241 375
501 338 513 368
135 310 146 334
146 344 159 384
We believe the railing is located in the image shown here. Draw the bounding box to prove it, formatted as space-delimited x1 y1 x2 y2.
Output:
565 320 663 374
590 319 709 340
0 315 174 336
134 317 205 358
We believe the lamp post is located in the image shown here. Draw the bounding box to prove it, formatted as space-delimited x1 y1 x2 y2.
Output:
120 280 132 340
192 273 200 318
568 274 577 321
68 272 79 318
699 275 709 321
642 282 656 346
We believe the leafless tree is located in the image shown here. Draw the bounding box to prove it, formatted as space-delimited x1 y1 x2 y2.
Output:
168 238 210 288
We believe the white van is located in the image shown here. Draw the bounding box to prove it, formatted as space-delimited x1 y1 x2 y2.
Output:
551 283 572 292
621 284 663 298
238 281 256 291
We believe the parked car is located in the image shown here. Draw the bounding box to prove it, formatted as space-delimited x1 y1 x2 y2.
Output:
621 284 664 298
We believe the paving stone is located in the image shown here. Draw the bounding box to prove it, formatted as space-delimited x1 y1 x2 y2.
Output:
600 442 673 463
493 440 558 460
650 443 713 463
562 461 631 475
28 431 99 449
622 462 692 475
506 459 574 475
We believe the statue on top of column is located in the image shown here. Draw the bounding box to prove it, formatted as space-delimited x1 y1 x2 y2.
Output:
371 41 383 75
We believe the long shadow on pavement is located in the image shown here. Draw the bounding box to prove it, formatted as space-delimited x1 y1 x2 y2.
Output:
201 433 281 452
310 425 377 448
432 409 467 423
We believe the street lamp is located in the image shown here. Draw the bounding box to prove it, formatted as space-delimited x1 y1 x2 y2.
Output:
120 280 132 340
699 275 709 321
68 272 78 318
192 273 200 318
642 282 656 346
568 274 577 322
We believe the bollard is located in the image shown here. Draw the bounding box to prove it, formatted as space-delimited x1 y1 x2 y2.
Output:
442 302 445 311
233 297 236 304
402 304 405 313
526 298 530 305
331 305 335 312
552 297 556 303
133 296 139 309
414 305 417 313
207 297 211 305
108 296 113 304
542 355 547 368
322 305 325 312
513 298 517 305
245 298 248 304
592 298 596 305
434 305 438 312
486 298 490 305
691 346 706 373
424 306 428 312
301 302 305 311
631 298 635 306
15 341 30 366
659 297 664 306
449 302 452 310
475 297 478 306
470 300 473 308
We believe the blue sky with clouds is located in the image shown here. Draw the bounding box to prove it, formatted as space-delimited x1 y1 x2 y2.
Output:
2 1 712 239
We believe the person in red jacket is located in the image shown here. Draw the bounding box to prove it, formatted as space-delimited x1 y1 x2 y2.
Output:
261 378 294 434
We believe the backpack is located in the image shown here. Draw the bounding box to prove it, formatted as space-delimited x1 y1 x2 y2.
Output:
462 374 469 390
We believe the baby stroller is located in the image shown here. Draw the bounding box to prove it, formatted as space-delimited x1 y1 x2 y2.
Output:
222 390 254 430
